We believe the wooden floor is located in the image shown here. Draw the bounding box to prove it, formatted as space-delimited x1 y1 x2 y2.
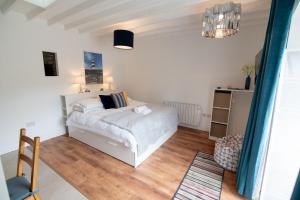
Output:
39 127 245 200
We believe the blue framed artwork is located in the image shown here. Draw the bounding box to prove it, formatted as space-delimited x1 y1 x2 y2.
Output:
84 51 103 84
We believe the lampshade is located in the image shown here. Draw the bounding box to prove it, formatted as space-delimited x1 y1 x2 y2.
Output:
106 76 114 83
72 76 83 84
114 30 134 50
72 69 85 84
72 74 85 93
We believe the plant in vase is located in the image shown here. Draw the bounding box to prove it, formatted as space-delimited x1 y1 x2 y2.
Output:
242 64 255 90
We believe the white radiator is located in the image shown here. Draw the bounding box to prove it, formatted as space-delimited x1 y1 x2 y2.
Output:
163 101 202 129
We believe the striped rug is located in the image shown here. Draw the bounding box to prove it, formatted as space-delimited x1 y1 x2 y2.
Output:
173 152 224 200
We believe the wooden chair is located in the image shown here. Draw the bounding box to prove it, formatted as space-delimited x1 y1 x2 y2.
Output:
6 128 41 200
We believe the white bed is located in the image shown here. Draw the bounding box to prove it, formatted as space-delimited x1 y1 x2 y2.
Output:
63 91 178 167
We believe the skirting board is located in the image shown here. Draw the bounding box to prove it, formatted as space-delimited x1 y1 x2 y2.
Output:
68 126 177 167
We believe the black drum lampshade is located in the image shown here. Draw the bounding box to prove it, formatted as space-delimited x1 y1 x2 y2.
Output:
113 30 134 50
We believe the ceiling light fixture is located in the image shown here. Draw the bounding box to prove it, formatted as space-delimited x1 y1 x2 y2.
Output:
113 30 134 50
202 2 241 39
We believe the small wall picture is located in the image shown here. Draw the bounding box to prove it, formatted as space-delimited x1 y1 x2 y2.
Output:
84 51 103 84
43 51 58 76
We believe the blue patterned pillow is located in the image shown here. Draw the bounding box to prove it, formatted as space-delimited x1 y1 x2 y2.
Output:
111 92 127 108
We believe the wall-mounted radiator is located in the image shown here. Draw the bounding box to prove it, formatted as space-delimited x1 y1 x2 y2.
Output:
163 101 202 129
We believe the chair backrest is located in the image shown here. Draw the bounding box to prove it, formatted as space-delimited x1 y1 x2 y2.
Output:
17 128 40 192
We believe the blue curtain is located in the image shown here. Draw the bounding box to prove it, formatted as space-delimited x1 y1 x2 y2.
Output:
291 171 300 200
236 0 298 198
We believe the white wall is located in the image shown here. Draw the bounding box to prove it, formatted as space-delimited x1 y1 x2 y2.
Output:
0 11 267 154
0 12 109 154
101 25 266 131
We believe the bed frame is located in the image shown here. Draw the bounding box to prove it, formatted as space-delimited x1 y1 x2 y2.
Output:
61 91 177 167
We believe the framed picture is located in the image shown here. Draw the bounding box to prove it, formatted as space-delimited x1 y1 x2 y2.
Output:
43 51 58 76
84 51 103 84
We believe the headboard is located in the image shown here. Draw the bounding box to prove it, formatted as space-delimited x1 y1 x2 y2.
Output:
61 90 121 117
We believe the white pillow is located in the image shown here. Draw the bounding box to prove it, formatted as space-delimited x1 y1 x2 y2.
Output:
127 97 143 106
127 97 134 104
73 105 103 113
72 98 103 113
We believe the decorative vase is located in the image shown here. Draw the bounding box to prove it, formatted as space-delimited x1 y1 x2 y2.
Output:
245 75 251 90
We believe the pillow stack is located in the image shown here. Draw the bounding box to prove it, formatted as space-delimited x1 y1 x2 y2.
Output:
72 98 104 113
72 91 130 113
100 91 128 109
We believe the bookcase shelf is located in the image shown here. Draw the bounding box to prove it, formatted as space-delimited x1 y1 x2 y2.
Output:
209 88 253 140
213 106 230 110
211 121 228 125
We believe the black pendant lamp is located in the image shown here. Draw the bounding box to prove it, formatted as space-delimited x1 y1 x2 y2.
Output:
113 30 134 50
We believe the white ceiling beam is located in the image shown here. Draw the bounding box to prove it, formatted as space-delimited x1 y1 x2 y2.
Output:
134 16 201 34
26 0 83 20
26 7 45 20
241 8 269 19
137 24 201 37
64 0 137 30
241 19 268 27
47 0 102 25
69 0 207 33
91 14 201 37
0 0 18 14
78 0 209 34
103 1 267 37
137 18 267 38
26 0 66 20
78 0 171 33
79 0 269 34
135 16 267 36
242 0 271 12
242 15 269 24
90 3 269 37
134 10 268 37
136 26 200 38
89 6 194 36
135 10 268 34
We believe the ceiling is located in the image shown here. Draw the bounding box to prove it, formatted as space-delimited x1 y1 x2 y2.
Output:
0 0 271 37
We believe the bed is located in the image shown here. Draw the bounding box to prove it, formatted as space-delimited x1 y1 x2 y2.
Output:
63 91 178 167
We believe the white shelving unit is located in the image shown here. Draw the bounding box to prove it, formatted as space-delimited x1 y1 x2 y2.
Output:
209 88 254 141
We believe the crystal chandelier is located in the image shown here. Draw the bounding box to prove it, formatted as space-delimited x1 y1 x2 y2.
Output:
202 2 241 39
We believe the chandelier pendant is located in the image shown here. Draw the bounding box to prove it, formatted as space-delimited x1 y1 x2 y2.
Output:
202 2 241 39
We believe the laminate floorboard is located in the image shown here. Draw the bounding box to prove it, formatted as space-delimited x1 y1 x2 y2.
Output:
40 127 245 200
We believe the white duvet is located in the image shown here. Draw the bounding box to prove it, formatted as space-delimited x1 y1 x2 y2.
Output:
67 101 178 154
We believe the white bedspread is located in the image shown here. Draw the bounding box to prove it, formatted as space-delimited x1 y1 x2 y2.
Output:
66 101 178 153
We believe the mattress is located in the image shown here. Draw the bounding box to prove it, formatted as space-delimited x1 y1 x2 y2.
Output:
66 101 178 155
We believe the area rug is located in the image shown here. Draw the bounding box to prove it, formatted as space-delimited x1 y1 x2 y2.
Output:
173 152 224 200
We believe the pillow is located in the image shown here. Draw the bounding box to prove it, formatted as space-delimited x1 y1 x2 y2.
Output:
127 97 134 105
73 98 103 109
99 95 115 109
122 91 129 105
72 105 103 113
111 92 128 108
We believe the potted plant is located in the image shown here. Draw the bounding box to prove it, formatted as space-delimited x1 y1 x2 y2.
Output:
242 64 255 90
